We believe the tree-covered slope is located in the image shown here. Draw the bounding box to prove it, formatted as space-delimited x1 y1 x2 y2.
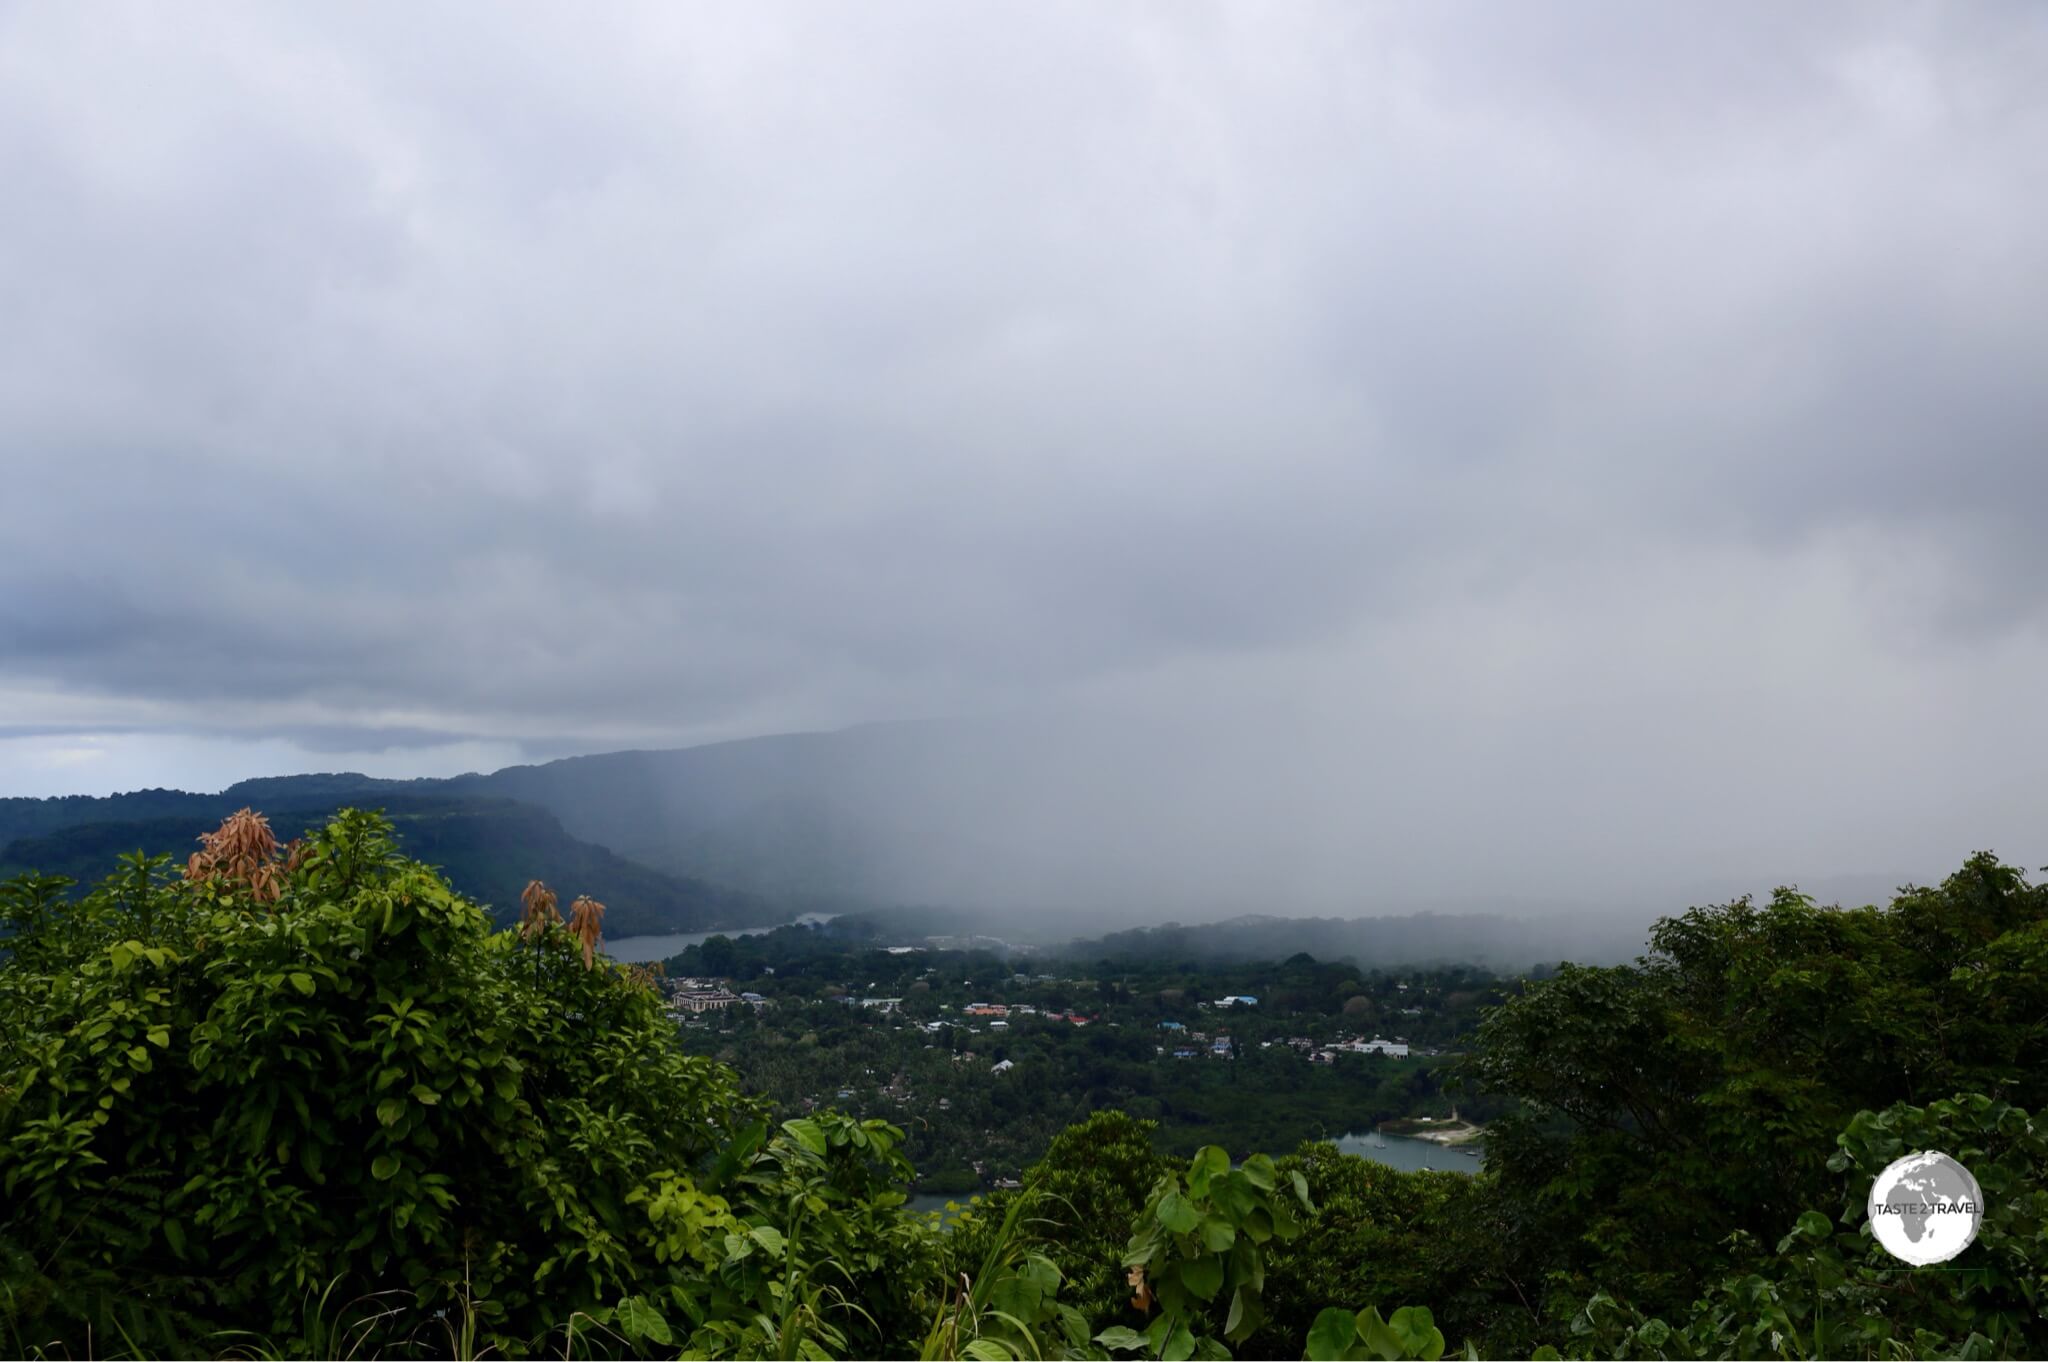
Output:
0 794 775 937
3 818 2043 1358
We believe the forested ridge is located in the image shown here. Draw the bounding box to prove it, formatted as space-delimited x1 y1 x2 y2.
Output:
0 791 778 938
2 810 2042 1359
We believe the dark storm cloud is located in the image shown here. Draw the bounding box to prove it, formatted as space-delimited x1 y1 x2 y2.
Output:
3 1 2046 905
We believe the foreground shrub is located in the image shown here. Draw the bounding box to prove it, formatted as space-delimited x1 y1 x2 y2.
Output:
0 809 926 1356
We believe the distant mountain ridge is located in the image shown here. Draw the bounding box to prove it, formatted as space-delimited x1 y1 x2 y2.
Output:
0 786 777 937
10 718 1910 948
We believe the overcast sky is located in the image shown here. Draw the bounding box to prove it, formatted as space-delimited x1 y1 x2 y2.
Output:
3 3 2045 900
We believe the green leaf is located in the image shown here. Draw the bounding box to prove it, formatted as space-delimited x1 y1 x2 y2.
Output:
1094 1325 1150 1352
1200 1215 1237 1253
1188 1144 1229 1195
1225 1286 1264 1344
1389 1306 1445 1360
1306 1307 1361 1362
1240 1152 1276 1190
1209 1170 1257 1221
992 1274 1043 1324
782 1117 828 1155
289 972 315 996
145 1025 171 1048
749 1224 787 1255
1795 1209 1833 1240
371 1154 400 1181
1224 1285 1246 1338
962 1341 1014 1361
1157 1190 1200 1234
411 1083 440 1105
615 1295 673 1345
162 1219 187 1259
1179 1254 1224 1302
1357 1306 1403 1361
376 1097 406 1127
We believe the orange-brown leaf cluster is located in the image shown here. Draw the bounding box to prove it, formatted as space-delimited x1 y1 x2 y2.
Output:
567 895 606 968
184 808 301 904
519 879 561 940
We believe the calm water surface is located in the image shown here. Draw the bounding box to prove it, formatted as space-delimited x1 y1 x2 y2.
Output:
1335 1130 1482 1174
603 913 837 963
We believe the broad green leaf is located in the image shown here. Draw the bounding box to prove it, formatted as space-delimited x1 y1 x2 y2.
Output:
1094 1325 1150 1352
615 1295 673 1345
1389 1307 1445 1360
1179 1254 1224 1301
1200 1215 1236 1253
1225 1287 1264 1344
289 972 315 996
145 1026 170 1048
1306 1307 1361 1361
782 1118 828 1155
1157 1190 1200 1234
1188 1144 1229 1195
993 1274 1042 1323
1357 1306 1403 1361
962 1341 1014 1361
1209 1171 1257 1221
1795 1209 1832 1240
1241 1152 1277 1190
377 1097 406 1127
371 1154 400 1181
411 1083 440 1105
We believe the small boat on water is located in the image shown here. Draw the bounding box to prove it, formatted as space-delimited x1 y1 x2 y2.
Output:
1366 1131 1389 1149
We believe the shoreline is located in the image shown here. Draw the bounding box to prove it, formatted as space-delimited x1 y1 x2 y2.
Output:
1380 1118 1486 1146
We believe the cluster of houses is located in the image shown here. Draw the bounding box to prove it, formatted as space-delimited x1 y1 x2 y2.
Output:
1152 1021 1412 1063
663 978 771 1016
1287 1035 1411 1063
1158 1020 1235 1059
961 1002 1094 1026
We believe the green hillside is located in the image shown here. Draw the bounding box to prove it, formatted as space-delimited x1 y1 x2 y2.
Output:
0 795 775 937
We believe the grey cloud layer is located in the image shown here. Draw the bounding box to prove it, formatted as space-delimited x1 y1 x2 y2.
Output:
4 2 2046 895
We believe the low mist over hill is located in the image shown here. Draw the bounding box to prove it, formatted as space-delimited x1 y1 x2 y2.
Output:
7 716 1953 957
